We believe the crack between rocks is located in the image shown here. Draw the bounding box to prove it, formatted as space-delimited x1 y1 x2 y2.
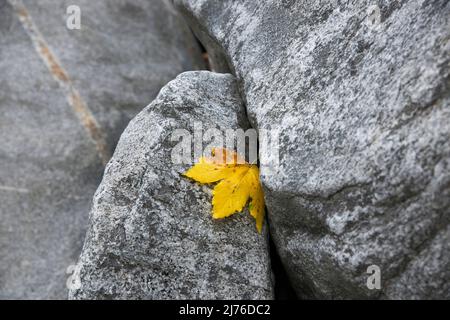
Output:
187 31 294 298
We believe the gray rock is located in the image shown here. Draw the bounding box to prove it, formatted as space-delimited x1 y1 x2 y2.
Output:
0 0 204 299
21 0 206 152
174 0 450 298
68 71 273 300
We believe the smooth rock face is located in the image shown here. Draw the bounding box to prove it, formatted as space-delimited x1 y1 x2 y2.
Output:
69 71 273 300
0 0 203 299
21 0 206 151
174 0 450 298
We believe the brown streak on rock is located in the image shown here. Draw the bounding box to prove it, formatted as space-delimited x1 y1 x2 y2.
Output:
37 41 70 83
9 0 110 166
68 90 110 165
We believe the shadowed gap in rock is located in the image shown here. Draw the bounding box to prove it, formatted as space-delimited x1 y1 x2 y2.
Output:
190 28 297 299
269 234 298 300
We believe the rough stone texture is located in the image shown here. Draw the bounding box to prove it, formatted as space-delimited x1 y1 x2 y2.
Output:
69 71 273 300
0 0 204 299
174 0 450 298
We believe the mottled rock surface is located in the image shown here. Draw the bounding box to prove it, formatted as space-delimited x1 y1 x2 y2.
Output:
174 0 450 298
69 71 273 300
0 0 203 299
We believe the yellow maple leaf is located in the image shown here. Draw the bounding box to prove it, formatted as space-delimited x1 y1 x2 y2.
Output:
183 148 265 233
